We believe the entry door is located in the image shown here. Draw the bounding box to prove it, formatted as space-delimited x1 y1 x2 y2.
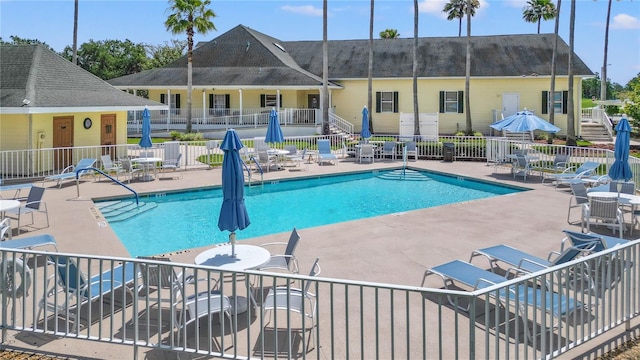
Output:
101 114 116 157
306 94 319 124
53 116 74 171
502 93 520 118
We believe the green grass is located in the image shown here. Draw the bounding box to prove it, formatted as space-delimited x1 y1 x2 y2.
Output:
583 98 597 109
127 137 168 145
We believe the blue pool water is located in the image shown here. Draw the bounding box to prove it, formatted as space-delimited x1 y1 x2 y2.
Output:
104 169 524 257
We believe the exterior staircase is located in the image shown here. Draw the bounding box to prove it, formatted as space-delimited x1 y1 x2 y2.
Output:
581 122 613 142
96 200 158 222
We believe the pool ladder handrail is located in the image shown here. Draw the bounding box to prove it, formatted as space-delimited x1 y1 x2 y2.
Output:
75 167 139 205
245 157 264 186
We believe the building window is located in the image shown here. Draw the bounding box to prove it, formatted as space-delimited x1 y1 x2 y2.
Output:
439 91 464 113
260 94 282 108
541 91 568 114
160 93 181 114
375 91 399 113
209 94 230 115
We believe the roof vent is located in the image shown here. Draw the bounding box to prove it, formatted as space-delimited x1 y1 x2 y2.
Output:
246 42 250 52
273 42 286 53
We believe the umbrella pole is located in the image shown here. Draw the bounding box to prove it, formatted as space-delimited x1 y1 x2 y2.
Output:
229 232 236 257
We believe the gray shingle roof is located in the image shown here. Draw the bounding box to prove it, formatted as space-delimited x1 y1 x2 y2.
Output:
284 34 592 78
0 44 163 109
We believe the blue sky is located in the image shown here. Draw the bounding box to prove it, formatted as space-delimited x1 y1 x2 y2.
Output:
1 0 638 85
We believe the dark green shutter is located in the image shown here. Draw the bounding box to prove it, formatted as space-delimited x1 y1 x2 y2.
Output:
160 94 165 104
225 94 230 109
175 94 181 108
541 91 548 114
208 94 214 108
562 91 568 114
375 92 381 113
457 91 464 113
260 94 266 107
439 91 444 113
393 91 399 113
279 94 283 108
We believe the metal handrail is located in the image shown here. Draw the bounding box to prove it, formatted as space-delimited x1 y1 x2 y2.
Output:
247 156 264 185
75 167 139 205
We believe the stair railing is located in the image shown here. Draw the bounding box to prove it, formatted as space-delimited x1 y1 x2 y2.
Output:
247 157 264 186
75 167 139 205
329 112 354 137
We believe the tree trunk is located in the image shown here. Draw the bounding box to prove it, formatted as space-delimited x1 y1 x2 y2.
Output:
368 0 374 134
601 0 612 101
322 0 330 135
548 0 561 143
186 27 194 134
566 0 576 146
72 0 78 65
464 0 472 134
413 0 420 136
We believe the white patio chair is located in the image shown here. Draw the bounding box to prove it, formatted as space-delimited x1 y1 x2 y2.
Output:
583 196 624 238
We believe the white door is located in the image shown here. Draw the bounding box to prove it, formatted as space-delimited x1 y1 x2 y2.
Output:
502 93 519 118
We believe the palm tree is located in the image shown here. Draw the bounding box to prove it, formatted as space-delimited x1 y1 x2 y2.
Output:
322 0 329 135
443 0 479 37
412 0 420 136
601 0 612 101
368 0 374 134
165 0 216 134
522 0 557 34
566 0 576 146
379 29 400 39
464 0 473 134
548 0 561 138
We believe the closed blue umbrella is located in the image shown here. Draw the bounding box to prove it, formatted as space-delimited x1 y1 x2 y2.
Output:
490 110 561 133
608 116 633 181
361 106 371 139
265 108 284 144
139 107 152 149
218 129 250 257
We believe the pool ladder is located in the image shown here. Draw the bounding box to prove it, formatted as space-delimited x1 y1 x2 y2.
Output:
244 158 264 187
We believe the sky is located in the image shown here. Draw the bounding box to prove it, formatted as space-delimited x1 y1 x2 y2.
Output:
1 0 639 85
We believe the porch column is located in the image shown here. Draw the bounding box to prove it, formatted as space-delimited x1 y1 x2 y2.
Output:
202 90 206 126
276 89 280 109
167 89 171 132
239 89 243 125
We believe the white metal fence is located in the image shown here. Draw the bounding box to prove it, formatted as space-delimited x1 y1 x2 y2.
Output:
1 240 639 359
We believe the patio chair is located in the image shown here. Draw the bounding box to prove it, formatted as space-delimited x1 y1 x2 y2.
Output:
100 155 123 180
287 148 308 170
568 181 590 225
421 259 580 341
534 153 569 180
262 258 321 353
608 180 636 195
120 158 143 183
317 139 337 165
543 161 600 189
4 186 49 231
358 144 375 164
0 234 58 251
38 256 138 332
405 141 418 161
583 195 625 238
160 153 182 179
255 150 276 172
511 155 534 181
42 158 97 188
0 218 11 240
381 141 397 161
256 228 301 274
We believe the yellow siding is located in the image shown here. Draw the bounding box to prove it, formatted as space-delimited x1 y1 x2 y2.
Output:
332 77 581 135
148 89 309 110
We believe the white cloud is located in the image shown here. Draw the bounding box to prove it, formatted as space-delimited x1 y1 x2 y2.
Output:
281 5 323 17
611 13 640 30
503 0 526 9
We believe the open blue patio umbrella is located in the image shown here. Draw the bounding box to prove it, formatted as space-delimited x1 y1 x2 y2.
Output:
265 108 284 144
139 107 152 149
218 129 250 257
360 106 371 140
490 109 561 134
608 116 633 181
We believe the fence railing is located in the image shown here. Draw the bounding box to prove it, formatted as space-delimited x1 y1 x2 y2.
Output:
127 108 319 133
2 239 639 359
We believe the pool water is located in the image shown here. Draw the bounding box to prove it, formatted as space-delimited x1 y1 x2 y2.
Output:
104 169 524 257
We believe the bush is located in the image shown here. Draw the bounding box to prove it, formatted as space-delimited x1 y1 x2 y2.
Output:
169 131 181 141
180 132 204 141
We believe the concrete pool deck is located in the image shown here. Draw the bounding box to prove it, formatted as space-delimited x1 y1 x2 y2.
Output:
3 158 639 359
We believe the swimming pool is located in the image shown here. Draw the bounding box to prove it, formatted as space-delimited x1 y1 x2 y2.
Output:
104 169 525 257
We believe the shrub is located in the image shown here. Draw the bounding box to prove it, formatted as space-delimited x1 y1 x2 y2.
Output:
169 131 181 141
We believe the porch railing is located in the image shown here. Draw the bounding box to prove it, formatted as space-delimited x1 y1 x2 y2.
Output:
2 239 639 359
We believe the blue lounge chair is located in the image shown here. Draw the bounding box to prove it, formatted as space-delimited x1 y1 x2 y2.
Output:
38 256 137 331
422 260 580 319
317 139 337 165
469 242 595 275
42 158 97 188
543 161 600 189
561 229 628 252
0 234 58 251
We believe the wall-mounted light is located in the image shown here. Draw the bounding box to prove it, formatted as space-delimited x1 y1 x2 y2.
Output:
22 99 30 106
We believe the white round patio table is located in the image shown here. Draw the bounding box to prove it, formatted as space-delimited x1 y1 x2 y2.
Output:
194 244 270 271
0 199 20 219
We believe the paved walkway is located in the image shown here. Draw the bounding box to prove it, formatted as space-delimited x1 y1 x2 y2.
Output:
2 158 639 359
